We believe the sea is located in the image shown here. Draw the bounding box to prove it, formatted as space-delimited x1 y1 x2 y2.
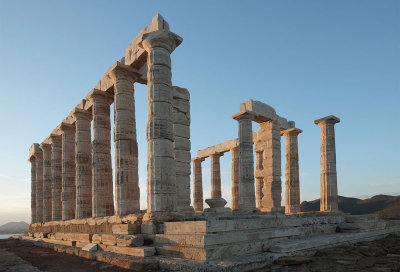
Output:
0 234 21 239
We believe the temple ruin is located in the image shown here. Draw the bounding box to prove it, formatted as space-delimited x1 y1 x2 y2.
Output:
22 14 400 271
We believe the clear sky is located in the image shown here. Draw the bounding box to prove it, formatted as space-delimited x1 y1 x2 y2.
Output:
0 0 399 225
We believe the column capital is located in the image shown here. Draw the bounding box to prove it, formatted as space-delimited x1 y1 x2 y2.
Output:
191 157 205 163
58 122 75 133
210 152 223 158
39 142 51 151
29 143 41 161
71 107 92 122
281 128 303 136
49 134 62 144
107 61 142 83
139 30 183 53
314 115 340 126
230 146 239 153
86 89 114 105
232 110 256 121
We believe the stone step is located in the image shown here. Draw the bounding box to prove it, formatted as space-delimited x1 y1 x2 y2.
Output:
99 244 155 257
21 236 76 246
345 214 379 223
338 221 386 233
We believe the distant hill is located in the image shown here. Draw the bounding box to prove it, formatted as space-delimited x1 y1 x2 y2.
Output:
0 221 29 234
301 195 400 219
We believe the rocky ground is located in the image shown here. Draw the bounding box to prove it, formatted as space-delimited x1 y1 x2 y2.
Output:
1 234 400 271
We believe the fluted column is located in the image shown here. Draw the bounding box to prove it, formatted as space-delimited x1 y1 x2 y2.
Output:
140 29 182 216
108 63 141 216
231 147 239 210
60 122 76 220
72 108 92 219
260 120 282 212
192 157 204 212
255 151 264 209
233 111 256 211
86 89 114 217
283 128 302 214
49 135 62 221
315 115 340 212
35 148 43 223
40 143 52 222
210 153 222 199
29 156 36 223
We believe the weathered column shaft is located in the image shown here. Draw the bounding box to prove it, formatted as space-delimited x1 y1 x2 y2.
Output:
210 153 222 199
260 120 282 212
255 151 263 209
87 90 114 217
192 158 204 212
41 143 52 222
61 123 76 220
140 30 182 215
50 135 62 221
235 113 256 210
231 147 239 210
35 151 43 223
283 128 302 214
315 116 340 212
29 157 36 223
109 65 140 216
73 109 92 219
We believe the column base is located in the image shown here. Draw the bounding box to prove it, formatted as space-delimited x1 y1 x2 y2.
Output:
259 207 285 214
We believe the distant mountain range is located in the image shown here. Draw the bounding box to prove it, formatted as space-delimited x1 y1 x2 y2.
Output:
301 195 400 219
0 221 29 234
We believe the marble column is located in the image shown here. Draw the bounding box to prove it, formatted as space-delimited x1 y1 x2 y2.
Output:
192 157 204 212
108 63 141 216
60 122 76 220
260 120 282 212
29 156 36 223
315 115 340 212
40 143 52 222
255 151 264 209
35 148 43 223
72 108 92 219
86 89 114 217
140 30 182 216
283 128 302 214
49 135 62 221
233 111 256 211
231 147 239 210
210 153 222 199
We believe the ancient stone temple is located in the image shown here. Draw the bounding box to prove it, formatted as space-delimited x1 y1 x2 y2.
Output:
23 14 400 271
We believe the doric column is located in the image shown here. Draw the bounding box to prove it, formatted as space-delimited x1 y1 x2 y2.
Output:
29 156 36 223
282 128 302 214
192 157 204 212
40 143 52 222
210 153 223 199
49 135 62 221
139 30 182 216
86 89 114 217
315 115 340 212
108 62 141 216
34 148 43 223
233 111 256 211
260 120 282 212
60 122 76 220
230 147 239 210
72 108 93 219
255 151 264 209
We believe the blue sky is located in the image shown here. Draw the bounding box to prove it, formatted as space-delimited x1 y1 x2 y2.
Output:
0 0 399 224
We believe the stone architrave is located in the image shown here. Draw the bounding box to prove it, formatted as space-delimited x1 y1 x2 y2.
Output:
72 108 93 219
29 156 36 223
210 153 223 199
230 147 239 210
40 143 52 223
233 111 256 211
255 151 264 209
107 62 141 216
192 157 204 212
315 115 340 212
282 128 302 214
139 29 182 217
60 122 76 220
172 86 193 213
260 120 282 212
35 147 43 223
86 89 114 217
49 135 62 221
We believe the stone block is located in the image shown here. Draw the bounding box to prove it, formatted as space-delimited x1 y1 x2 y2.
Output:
82 243 98 252
63 233 92 242
172 86 190 101
173 136 190 151
104 245 155 257
92 234 102 244
101 234 117 246
173 98 190 113
174 150 191 163
78 250 96 260
75 241 87 248
112 223 141 235
173 111 190 126
116 235 144 247
173 124 190 139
